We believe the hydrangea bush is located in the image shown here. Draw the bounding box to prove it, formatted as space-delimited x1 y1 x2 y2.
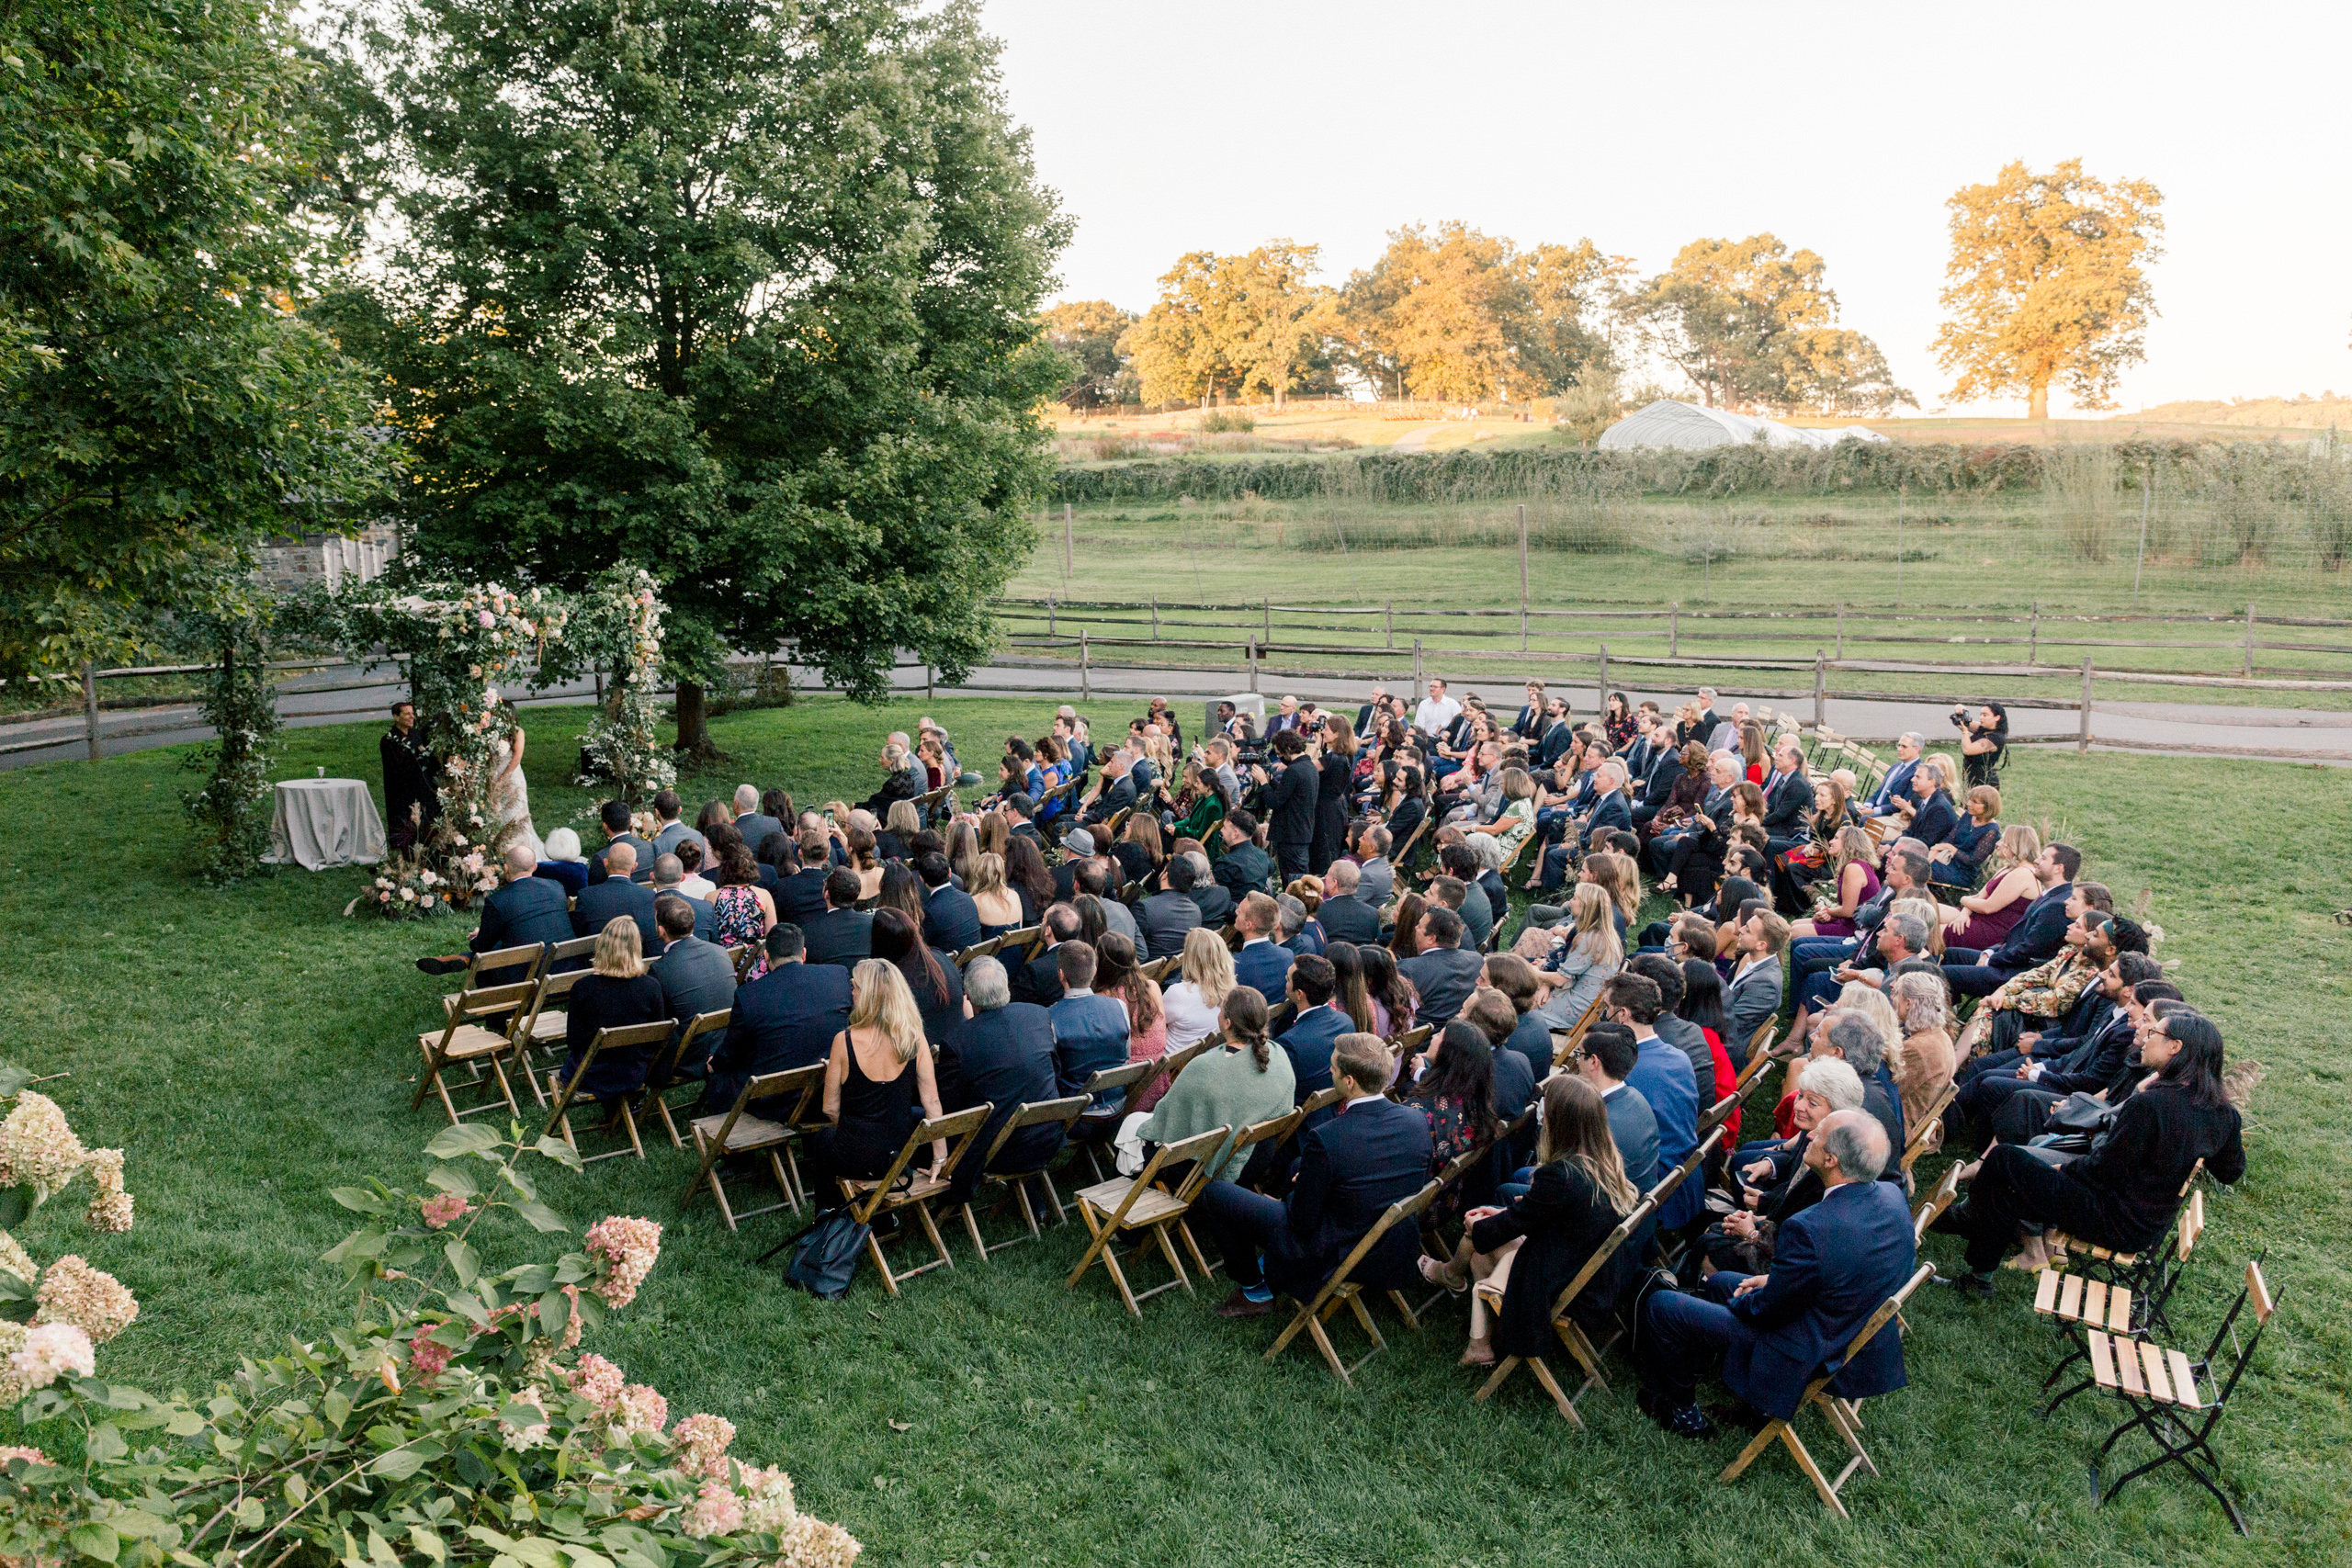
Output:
0 1101 859 1568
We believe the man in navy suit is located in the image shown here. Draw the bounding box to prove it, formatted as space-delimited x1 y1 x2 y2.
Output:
1046 942 1131 1107
1536 759 1632 891
701 925 851 1111
571 841 661 953
1232 893 1295 999
937 956 1065 1206
1894 763 1959 851
647 856 718 942
1636 1111 1915 1438
917 852 981 953
1199 1032 1434 1314
1855 733 1923 818
1535 700 1577 770
1275 955 1348 1111
1757 739 1816 852
1399 905 1483 1026
1576 1023 1660 1190
1012 903 1079 1006
586 799 656 885
801 867 874 967
1611 973 1702 1232
1314 859 1382 944
435 845 572 984
774 829 832 924
1942 842 2079 996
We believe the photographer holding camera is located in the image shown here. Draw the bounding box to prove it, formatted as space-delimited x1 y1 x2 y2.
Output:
1950 702 2009 789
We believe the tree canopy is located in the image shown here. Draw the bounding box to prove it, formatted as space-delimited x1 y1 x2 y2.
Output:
0 0 385 682
1616 234 1912 415
1125 243 1337 408
1335 223 1620 403
1934 159 2164 420
324 0 1069 735
1036 300 1138 408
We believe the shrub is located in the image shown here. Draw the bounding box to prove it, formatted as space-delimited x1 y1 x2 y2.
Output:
1198 411 1254 434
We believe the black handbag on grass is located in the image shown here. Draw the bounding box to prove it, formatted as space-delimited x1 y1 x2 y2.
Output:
781 1208 870 1300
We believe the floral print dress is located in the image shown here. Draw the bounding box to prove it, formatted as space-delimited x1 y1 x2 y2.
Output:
712 886 768 982
1416 1092 1489 1227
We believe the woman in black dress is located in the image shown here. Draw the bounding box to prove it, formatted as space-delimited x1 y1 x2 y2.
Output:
1419 1074 1639 1368
803 960 949 1204
556 918 668 1114
870 908 967 1047
1956 701 2008 789
1312 715 1359 874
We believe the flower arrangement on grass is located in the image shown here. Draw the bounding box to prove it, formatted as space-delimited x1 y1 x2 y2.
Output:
0 1100 860 1568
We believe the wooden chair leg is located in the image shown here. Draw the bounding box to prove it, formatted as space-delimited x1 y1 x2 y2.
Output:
1099 1239 1142 1317
1525 1356 1584 1428
1778 1424 1849 1517
1150 1223 1193 1296
1305 1313 1351 1385
960 1202 991 1262
864 1224 900 1296
1065 1203 1118 1290
911 1199 954 1272
1472 1356 1522 1405
1721 1418 1786 1483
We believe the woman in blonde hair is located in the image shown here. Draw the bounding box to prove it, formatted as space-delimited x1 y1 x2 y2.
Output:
1940 822 2041 950
1789 826 1880 942
1588 851 1642 934
1530 882 1623 1030
1419 1075 1637 1368
1161 925 1236 1050
882 797 924 859
807 960 947 1200
1890 897 1947 959
967 852 1023 939
555 917 668 1113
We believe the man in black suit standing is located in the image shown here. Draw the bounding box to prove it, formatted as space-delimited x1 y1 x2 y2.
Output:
572 841 661 953
936 955 1064 1208
801 867 874 967
380 701 437 852
774 828 833 924
917 852 982 953
701 925 850 1110
427 844 571 984
1258 730 1319 881
1132 853 1204 960
1197 1032 1434 1315
1315 859 1381 944
587 799 655 885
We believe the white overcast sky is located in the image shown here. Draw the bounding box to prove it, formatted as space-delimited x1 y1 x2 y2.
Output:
980 0 2351 416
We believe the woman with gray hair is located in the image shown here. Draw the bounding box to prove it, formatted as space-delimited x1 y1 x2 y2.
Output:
1888 966 1958 1135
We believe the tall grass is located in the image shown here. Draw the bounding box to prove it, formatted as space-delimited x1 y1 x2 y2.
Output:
2042 443 2121 561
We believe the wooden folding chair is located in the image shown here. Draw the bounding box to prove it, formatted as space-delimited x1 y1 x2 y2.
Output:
1262 1179 1442 1384
1064 1125 1232 1316
2083 1258 2276 1534
1138 954 1178 985
1389 1022 1432 1062
1648 1125 1725 1271
956 1095 1091 1259
954 932 1005 968
2049 1159 2207 1339
1697 1091 1741 1140
1069 1058 1161 1182
1174 1105 1316 1278
1911 1164 1962 1247
840 1104 996 1295
1718 1261 1936 1517
679 1064 825 1228
644 1010 731 1149
729 943 762 982
513 963 590 1105
413 981 536 1124
997 923 1046 962
1731 1034 1781 1101
1471 1194 1658 1427
1900 1078 1957 1174
1549 993 1607 1068
1140 1036 1221 1107
438 943 547 1016
541 1021 674 1163
1391 1139 1501 1329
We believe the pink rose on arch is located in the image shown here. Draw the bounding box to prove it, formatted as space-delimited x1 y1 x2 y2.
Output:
478 611 495 627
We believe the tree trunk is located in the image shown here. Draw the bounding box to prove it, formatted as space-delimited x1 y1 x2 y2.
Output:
2029 383 2050 422
673 678 716 758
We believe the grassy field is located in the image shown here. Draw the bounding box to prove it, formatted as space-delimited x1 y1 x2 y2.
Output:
1 694 2346 1564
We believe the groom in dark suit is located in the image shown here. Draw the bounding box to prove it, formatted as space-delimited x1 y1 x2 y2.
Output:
1196 1032 1434 1315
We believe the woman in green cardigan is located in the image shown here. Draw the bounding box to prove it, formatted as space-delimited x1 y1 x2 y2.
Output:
1169 759 1230 848
1139 985 1294 1181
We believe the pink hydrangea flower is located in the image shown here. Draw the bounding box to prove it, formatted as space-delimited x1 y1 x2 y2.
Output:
614 1382 667 1440
478 611 495 628
0 1447 50 1469
672 1414 735 1480
582 1216 662 1309
569 1352 625 1411
681 1481 742 1539
420 1192 470 1230
408 1334 454 1382
31 1256 137 1345
6 1323 94 1393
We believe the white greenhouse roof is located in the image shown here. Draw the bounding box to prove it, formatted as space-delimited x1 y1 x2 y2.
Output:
1596 400 1890 451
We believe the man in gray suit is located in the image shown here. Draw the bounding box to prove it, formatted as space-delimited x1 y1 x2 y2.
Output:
730 784 785 860
1131 854 1204 960
1350 822 1395 908
649 788 707 862
650 895 737 1079
1316 859 1382 945
1723 915 1787 1066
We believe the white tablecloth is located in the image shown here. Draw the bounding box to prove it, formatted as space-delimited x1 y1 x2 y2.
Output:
265 778 387 870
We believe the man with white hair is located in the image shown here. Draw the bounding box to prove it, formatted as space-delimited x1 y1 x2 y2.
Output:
1534 757 1631 893
858 739 922 817
1317 858 1381 943
418 842 570 983
731 784 783 859
1634 1108 1915 1440
1857 732 1925 818
937 955 1063 1207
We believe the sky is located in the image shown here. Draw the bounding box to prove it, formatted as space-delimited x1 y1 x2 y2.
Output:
979 0 2352 417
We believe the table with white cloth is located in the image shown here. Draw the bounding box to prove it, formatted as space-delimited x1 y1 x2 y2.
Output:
264 777 388 870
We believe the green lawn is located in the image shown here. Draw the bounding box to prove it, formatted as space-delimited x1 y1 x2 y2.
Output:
3 696 2346 1564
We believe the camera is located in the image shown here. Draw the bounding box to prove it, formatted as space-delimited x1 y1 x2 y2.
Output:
1949 707 1971 729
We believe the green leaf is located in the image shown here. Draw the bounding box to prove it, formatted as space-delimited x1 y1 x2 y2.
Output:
505 1266 554 1295
444 1292 492 1328
0 1189 28 1231
330 1187 390 1214
0 1268 33 1302
532 1136 582 1171
424 1124 502 1160
446 1238 480 1286
514 1202 569 1235
408 1528 448 1566
234 1499 265 1530
371 1448 425 1481
536 1292 568 1337
164 1407 206 1438
425 1166 479 1200
501 1168 537 1203
69 1524 119 1563
322 1387 352 1428
0 1066 30 1099
85 1423 127 1463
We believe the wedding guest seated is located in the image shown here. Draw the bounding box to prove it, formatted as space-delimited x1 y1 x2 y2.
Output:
1133 853 1205 960
1936 825 2041 951
1215 810 1276 904
1138 987 1295 1184
647 854 717 943
649 894 735 1075
700 925 848 1109
1940 842 2080 997
1276 953 1350 1110
1400 904 1483 1026
1573 1021 1660 1193
1635 1111 1914 1438
1092 933 1170 1106
1277 887 1326 958
648 789 708 863
1198 1032 1431 1317
1233 892 1295 998
1955 906 2135 1060
422 844 571 981
916 852 981 953
1935 1011 2245 1299
1608 972 1703 1235
1722 911 1787 1063
1630 953 1729 1122
1351 821 1396 907
802 867 874 968
1786 829 1878 942
933 955 1061 1208
1406 1020 1498 1228
1928 784 2003 888
589 799 655 885
1478 954 1555 1088
534 828 592 896
1524 883 1623 1031
1694 1058 1865 1284
730 784 785 862
775 829 832 923
572 840 661 953
1048 942 1131 1108
1886 967 1957 1135
1948 957 2162 1150
801 961 948 1201
552 918 668 1115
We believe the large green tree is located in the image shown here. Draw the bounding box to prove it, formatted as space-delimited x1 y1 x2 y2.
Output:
331 0 1069 740
1125 243 1336 408
1036 299 1137 408
0 0 386 682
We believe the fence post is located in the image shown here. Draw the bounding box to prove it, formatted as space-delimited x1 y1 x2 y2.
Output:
2078 655 2093 755
1063 502 1073 578
1669 602 1679 658
1080 632 1090 700
1413 637 1422 686
81 661 98 761
1150 595 1159 641
1598 641 1609 701
2244 601 2256 678
1248 638 1259 694
1262 596 1271 642
1813 650 1826 728
925 663 934 702
2132 462 2153 605
1518 502 1529 650
1047 595 1057 639
1835 601 1845 660
2029 602 2040 667
1385 601 1394 650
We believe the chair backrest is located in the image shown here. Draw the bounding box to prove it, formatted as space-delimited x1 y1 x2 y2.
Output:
1902 1079 1958 1171
435 981 537 1050
984 1094 1092 1166
731 944 762 981
1140 1037 1219 1106
1745 1017 1779 1064
1080 1057 1156 1116
1297 1179 1442 1314
1814 1262 1936 1392
1643 1125 1724 1213
848 1104 996 1221
1296 1084 1346 1119
1912 1164 1962 1244
467 944 548 985
999 923 1045 959
1552 992 1607 1066
650 1009 731 1088
1224 1105 1306 1176
955 933 1003 967
2245 1259 2274 1325
1549 1194 1656 1322
517 965 588 1045
1697 1092 1739 1138
582 1020 677 1081
2175 1187 2206 1263
546 934 597 970
1391 1023 1432 1058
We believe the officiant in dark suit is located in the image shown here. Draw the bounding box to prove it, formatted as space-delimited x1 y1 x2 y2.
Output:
381 702 438 851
